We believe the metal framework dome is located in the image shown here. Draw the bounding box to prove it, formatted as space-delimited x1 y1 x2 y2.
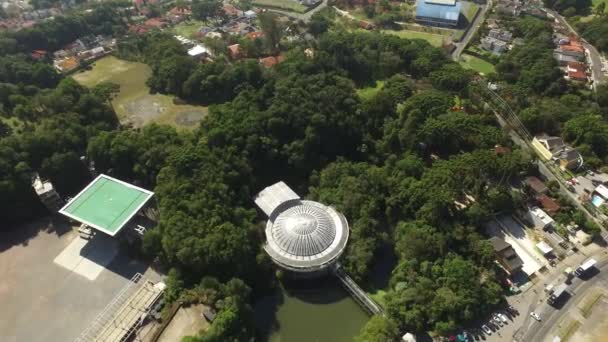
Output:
272 203 337 256
264 200 349 273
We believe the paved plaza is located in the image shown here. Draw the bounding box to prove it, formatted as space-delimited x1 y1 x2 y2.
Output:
0 218 157 342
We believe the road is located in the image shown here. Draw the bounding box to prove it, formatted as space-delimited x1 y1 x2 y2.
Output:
491 94 605 230
452 0 492 60
547 8 606 88
516 254 608 342
265 0 327 23
536 161 605 229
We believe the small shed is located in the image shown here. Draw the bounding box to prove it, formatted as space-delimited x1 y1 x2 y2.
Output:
244 10 256 19
536 241 553 255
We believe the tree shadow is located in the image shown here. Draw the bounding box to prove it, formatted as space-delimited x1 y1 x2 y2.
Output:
0 215 71 254
254 287 285 342
367 245 398 292
282 275 349 304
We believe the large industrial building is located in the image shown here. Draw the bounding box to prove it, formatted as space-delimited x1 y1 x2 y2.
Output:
254 182 349 277
415 0 461 27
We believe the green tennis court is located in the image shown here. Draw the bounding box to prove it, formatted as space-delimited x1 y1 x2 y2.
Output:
60 175 153 236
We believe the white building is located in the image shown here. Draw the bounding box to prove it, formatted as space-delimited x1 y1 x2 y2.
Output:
244 10 256 19
187 44 212 59
254 182 349 277
525 207 555 230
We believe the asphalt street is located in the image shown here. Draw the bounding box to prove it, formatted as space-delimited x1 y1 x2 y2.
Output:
452 0 492 59
516 254 608 342
547 9 606 87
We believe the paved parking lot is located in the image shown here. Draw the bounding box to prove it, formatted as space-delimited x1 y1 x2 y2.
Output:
0 217 158 342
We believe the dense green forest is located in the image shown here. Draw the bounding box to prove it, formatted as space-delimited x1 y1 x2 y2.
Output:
577 16 608 54
0 2 132 224
4 5 608 342
108 29 526 339
491 15 608 170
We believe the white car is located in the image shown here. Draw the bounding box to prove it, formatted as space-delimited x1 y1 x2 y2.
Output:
530 312 542 321
492 316 503 326
497 313 509 323
481 324 492 335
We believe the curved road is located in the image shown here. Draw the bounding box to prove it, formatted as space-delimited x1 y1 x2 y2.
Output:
516 253 608 342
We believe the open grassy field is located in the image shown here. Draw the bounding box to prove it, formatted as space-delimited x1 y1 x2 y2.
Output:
461 1 480 23
382 29 447 47
252 0 307 13
72 56 207 129
356 80 384 101
172 20 206 39
459 53 495 75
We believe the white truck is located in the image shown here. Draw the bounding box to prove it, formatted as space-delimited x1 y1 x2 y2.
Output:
547 283 568 305
575 258 597 277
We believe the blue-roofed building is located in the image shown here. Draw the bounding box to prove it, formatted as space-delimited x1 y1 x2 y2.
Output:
415 0 461 27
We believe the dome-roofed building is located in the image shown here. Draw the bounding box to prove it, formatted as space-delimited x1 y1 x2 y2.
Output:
254 182 349 276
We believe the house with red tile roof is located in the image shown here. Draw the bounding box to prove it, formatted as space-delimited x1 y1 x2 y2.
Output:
259 55 285 68
246 31 264 40
144 17 167 29
536 194 561 215
228 44 242 59
566 61 587 82
223 4 243 17
31 50 47 60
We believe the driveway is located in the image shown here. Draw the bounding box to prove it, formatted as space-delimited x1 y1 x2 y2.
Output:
0 217 158 342
486 216 546 276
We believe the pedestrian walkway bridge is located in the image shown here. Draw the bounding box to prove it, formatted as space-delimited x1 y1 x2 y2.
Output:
333 263 385 316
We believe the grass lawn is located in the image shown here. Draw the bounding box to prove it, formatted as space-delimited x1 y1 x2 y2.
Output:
382 29 446 47
461 1 480 23
459 53 495 75
252 0 307 13
172 20 206 39
72 56 207 129
357 80 384 100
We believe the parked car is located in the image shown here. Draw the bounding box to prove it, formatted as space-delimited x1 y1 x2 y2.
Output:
492 316 503 326
497 313 509 323
507 305 519 315
530 312 542 321
481 324 492 335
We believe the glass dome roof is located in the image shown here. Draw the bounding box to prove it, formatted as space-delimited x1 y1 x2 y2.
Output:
271 203 337 256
